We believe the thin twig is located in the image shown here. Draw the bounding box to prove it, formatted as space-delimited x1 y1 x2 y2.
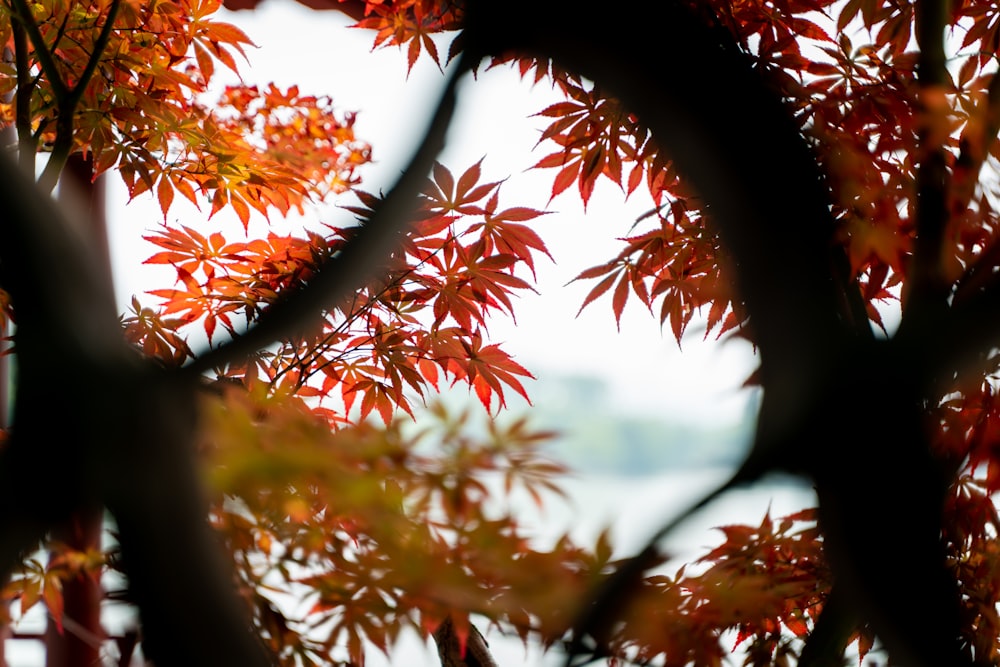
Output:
37 0 122 192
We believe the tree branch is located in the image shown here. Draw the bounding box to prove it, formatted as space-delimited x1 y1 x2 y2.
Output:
37 0 122 193
0 3 986 667
0 30 473 667
452 3 970 666
433 616 500 667
916 0 948 87
184 53 471 377
0 148 276 666
900 0 952 332
6 0 67 100
65 0 120 113
12 18 37 173
797 586 861 667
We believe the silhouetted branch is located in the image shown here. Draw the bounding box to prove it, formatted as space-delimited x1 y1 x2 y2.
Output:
900 0 952 335
797 586 861 667
453 2 972 665
185 53 471 378
0 147 276 666
433 616 500 667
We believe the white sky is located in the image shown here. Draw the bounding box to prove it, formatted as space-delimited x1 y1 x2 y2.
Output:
105 1 759 426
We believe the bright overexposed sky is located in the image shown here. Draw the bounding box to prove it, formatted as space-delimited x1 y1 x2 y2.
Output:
105 1 759 426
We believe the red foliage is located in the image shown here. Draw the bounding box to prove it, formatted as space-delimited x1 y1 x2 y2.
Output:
11 0 1000 666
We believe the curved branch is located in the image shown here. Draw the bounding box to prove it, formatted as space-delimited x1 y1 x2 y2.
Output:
12 18 37 173
797 586 862 667
451 3 969 666
0 3 981 667
184 53 471 377
464 0 852 419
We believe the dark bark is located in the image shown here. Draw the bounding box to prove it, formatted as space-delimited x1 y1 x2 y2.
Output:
0 153 275 666
44 507 102 667
0 26 471 667
42 155 107 667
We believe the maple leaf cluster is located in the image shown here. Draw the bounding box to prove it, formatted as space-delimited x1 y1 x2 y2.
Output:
197 388 579 666
128 158 544 422
0 1 623 664
600 510 847 667
356 1 462 73
0 0 586 663
0 0 369 216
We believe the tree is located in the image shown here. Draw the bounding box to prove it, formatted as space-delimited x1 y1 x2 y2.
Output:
0 1 563 665
1 0 1000 666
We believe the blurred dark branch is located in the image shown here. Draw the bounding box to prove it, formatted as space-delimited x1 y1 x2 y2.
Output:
0 31 476 666
0 151 275 666
900 0 951 335
433 616 500 667
0 2 992 667
798 586 861 667
916 0 948 87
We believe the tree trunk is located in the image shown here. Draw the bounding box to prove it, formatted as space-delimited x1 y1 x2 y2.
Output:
43 507 103 667
43 154 107 667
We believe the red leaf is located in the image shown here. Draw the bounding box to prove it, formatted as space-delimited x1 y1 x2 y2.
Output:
456 158 484 198
549 161 579 202
432 162 455 198
493 207 547 222
611 273 629 328
576 272 618 316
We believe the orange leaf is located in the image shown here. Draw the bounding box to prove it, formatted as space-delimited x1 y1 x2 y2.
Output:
194 42 215 83
230 194 251 230
156 177 174 221
210 188 228 218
